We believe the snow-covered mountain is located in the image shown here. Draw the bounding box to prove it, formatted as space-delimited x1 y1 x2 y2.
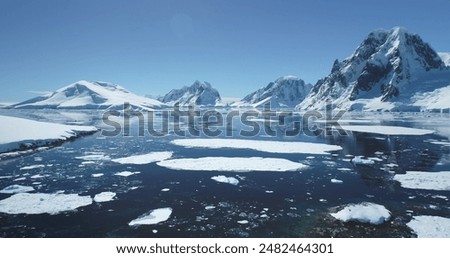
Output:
439 52 450 66
12 80 164 110
237 76 312 108
159 80 221 106
297 27 450 111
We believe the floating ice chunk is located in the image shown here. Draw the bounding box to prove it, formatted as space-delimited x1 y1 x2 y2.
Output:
91 173 104 178
341 125 434 136
75 154 110 161
114 171 141 177
393 171 450 191
205 206 216 210
30 174 45 179
112 151 173 165
211 175 239 185
352 156 375 165
157 157 308 172
13 177 26 181
94 192 116 203
331 179 343 184
368 157 383 162
265 190 274 194
170 139 342 155
330 202 391 225
0 176 12 180
407 216 450 238
161 188 170 192
129 207 173 226
430 141 450 146
237 220 249 225
0 193 92 215
0 185 34 194
19 165 45 170
338 168 352 172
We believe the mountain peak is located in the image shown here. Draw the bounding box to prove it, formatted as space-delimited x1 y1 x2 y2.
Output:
298 27 449 111
159 80 221 106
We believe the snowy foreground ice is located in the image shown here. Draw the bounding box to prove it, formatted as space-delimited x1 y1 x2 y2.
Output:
340 125 434 136
394 171 450 191
170 139 342 155
0 115 97 153
0 193 92 215
211 175 240 185
407 216 450 237
157 157 308 172
128 207 173 226
111 151 173 164
330 203 391 225
0 185 34 194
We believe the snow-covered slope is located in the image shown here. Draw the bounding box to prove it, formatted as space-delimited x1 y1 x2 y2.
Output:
12 80 164 110
297 27 450 111
0 115 97 153
412 84 450 111
438 52 450 66
237 76 312 108
159 80 221 106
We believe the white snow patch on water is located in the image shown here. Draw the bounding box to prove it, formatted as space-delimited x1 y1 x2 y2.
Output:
19 165 45 170
0 185 34 194
75 154 110 161
129 207 172 226
91 173 104 178
94 192 116 203
393 171 450 191
331 179 343 184
211 175 239 185
112 151 173 164
352 156 375 165
0 193 92 215
157 157 308 172
407 216 450 238
341 125 434 136
170 139 342 155
330 202 391 225
114 171 141 177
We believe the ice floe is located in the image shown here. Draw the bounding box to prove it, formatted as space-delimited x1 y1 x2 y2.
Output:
330 202 391 225
352 156 375 165
0 192 92 215
19 164 45 170
341 125 434 136
407 216 450 237
114 171 141 177
129 207 173 226
94 192 116 203
111 151 173 164
157 157 308 172
331 179 343 184
75 154 110 161
91 173 104 178
393 171 450 191
211 175 240 185
161 188 170 192
0 185 34 194
170 139 342 155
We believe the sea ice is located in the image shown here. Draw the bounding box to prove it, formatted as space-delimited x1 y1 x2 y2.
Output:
0 192 92 215
157 157 308 172
393 171 450 191
19 165 45 170
341 125 434 136
0 185 34 194
111 151 173 165
330 202 391 225
94 192 116 203
129 207 173 226
407 216 450 237
170 139 342 155
114 171 141 177
331 179 343 184
75 154 110 161
352 156 375 165
211 175 239 185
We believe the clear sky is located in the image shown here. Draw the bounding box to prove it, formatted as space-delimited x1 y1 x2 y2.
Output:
1 0 449 102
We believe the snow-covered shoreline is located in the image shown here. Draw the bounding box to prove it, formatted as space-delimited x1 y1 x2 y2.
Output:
0 115 98 154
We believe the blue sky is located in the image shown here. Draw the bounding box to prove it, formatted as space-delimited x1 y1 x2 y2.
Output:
1 0 449 102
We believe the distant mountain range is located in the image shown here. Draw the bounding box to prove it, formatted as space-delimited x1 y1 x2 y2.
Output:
6 27 450 112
